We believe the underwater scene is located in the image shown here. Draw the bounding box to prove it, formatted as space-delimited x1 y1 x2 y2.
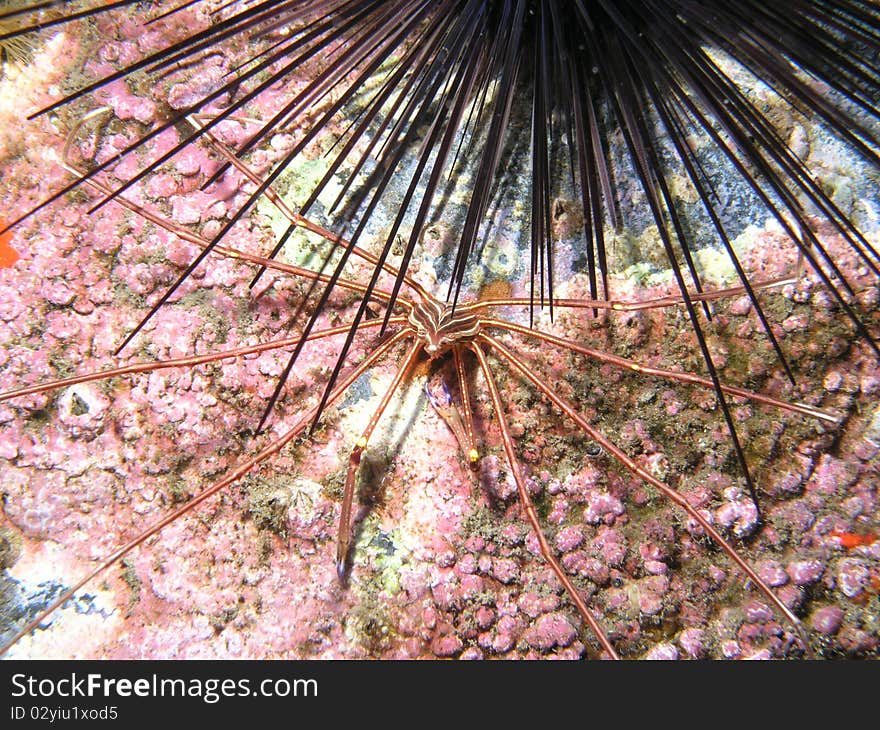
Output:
0 1 878 659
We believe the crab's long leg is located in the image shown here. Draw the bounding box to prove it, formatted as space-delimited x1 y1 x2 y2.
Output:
425 379 474 467
0 320 406 657
337 336 422 579
1 317 408 403
479 332 808 652
426 347 481 469
470 343 620 660
485 318 838 424
461 275 799 315
59 159 408 309
185 114 431 301
452 344 480 468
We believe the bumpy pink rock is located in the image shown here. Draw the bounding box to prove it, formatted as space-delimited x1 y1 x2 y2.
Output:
810 606 844 636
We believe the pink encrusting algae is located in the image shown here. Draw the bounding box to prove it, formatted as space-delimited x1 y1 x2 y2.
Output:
0 5 878 660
